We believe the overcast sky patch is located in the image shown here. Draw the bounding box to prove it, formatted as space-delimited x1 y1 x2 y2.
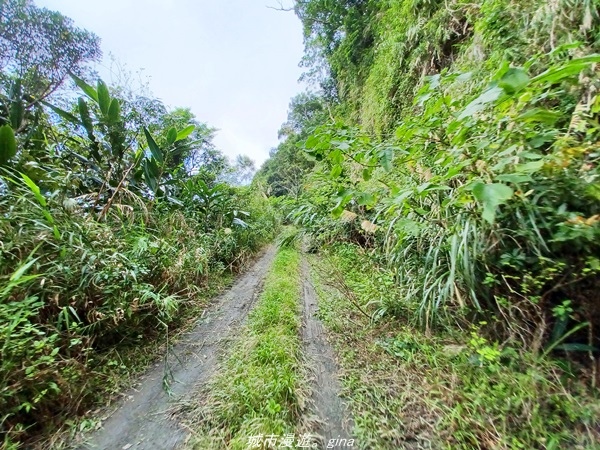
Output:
35 0 304 165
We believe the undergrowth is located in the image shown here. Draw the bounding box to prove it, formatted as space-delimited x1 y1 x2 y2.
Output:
310 242 600 449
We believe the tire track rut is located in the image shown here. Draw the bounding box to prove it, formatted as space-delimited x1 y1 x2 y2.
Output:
301 258 354 446
78 245 277 450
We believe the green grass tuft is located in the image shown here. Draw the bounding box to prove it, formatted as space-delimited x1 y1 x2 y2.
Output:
185 248 306 450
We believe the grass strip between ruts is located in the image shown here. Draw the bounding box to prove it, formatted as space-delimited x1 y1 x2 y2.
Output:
186 247 307 450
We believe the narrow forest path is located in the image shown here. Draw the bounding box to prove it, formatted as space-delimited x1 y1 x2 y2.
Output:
78 246 277 450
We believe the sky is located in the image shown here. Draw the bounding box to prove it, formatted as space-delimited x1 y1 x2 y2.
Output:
35 0 304 166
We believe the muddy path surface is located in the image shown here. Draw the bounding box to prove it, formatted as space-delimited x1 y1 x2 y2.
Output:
301 258 353 445
77 246 277 450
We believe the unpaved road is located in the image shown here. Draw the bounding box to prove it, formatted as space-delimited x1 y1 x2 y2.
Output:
78 246 276 450
301 259 353 445
76 247 353 450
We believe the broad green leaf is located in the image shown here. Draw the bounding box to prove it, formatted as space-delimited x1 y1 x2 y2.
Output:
166 127 178 145
331 205 344 218
78 98 93 133
357 192 375 206
143 158 160 192
472 182 514 224
333 188 354 210
97 80 110 115
330 164 342 178
329 149 344 164
0 125 17 166
587 183 600 200
517 108 561 125
458 86 503 120
334 140 350 150
304 134 319 149
176 125 195 141
531 55 600 84
379 148 394 172
232 217 249 228
70 73 98 101
515 160 545 173
107 98 121 124
362 168 372 181
143 128 163 164
498 68 529 94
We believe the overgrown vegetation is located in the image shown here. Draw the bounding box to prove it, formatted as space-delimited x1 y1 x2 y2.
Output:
0 1 276 447
260 0 600 368
255 0 600 446
185 246 306 450
310 244 600 448
3 0 600 447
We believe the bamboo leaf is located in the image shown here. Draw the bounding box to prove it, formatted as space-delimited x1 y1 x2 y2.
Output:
108 98 121 124
166 127 177 145
42 100 81 125
97 79 110 115
20 172 46 207
176 125 195 141
70 73 98 101
531 55 600 84
143 128 163 164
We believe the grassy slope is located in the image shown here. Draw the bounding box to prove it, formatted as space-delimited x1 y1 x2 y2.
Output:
185 247 309 450
309 243 600 450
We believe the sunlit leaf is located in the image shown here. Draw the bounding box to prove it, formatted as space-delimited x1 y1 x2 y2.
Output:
166 127 178 145
20 172 46 207
176 125 195 141
330 164 342 178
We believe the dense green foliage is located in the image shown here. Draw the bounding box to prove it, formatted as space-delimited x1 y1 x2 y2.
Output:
0 2 276 447
259 1 600 443
266 0 600 354
311 244 599 448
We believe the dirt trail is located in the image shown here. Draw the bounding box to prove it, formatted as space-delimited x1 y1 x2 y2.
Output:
301 258 353 445
78 246 277 450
